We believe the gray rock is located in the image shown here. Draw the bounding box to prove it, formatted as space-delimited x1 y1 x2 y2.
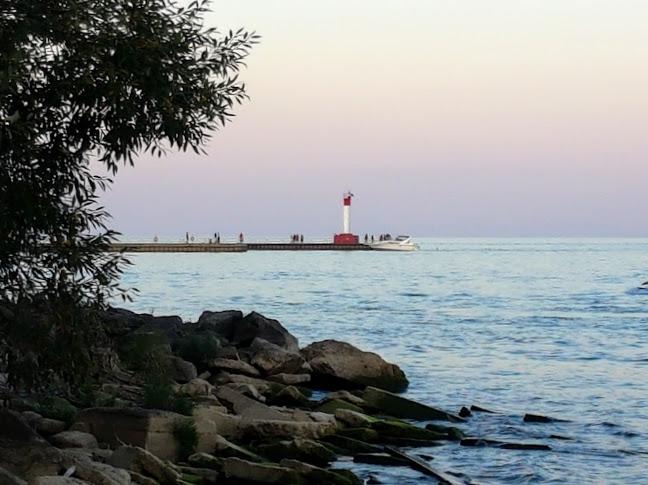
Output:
37 418 67 435
257 438 336 466
187 452 223 470
108 445 181 484
270 386 310 408
50 431 98 449
197 310 243 335
267 373 311 385
206 358 260 377
170 356 197 383
249 338 309 376
301 340 409 392
222 457 301 484
177 378 214 397
0 466 27 485
362 387 463 422
231 312 299 352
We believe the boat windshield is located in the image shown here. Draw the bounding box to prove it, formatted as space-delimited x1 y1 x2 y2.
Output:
396 235 410 241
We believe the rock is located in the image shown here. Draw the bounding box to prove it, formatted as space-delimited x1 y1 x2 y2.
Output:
269 386 310 407
74 407 183 461
211 372 284 397
321 435 383 454
470 405 495 413
0 466 27 485
37 418 68 435
196 310 243 335
353 453 409 466
256 438 336 467
103 307 182 340
187 452 223 470
267 373 311 385
362 387 463 422
192 404 242 446
319 390 366 408
279 459 360 485
336 427 379 442
425 423 464 440
177 378 214 397
248 338 309 375
50 431 98 449
523 413 566 423
334 409 374 428
241 419 338 441
170 356 197 384
460 437 551 450
61 451 132 485
459 406 472 418
206 358 260 377
222 457 301 484
128 471 158 485
499 442 552 451
32 477 91 485
108 445 181 484
222 382 266 402
372 419 448 441
212 434 264 462
215 387 288 421
231 312 299 352
301 340 408 392
0 410 63 480
315 399 363 415
177 465 219 483
21 410 43 427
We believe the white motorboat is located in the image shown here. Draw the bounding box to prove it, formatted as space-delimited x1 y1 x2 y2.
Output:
370 235 419 251
638 281 648 290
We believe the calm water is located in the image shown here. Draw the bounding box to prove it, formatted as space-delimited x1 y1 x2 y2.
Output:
118 238 648 484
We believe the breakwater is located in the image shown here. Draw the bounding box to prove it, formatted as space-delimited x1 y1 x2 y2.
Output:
108 242 372 252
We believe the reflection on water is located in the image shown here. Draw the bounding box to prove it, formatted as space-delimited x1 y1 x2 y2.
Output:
117 238 648 484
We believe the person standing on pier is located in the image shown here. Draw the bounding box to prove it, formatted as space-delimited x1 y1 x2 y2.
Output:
239 232 244 243
300 234 304 243
185 232 189 243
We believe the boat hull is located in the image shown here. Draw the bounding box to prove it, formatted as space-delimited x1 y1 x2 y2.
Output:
370 242 419 251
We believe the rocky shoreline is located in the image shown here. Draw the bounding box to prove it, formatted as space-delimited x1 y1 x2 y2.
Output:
0 309 555 484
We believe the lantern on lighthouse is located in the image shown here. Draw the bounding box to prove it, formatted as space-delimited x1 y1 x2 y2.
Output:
333 191 360 244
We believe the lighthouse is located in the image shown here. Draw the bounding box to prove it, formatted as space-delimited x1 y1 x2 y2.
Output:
333 192 360 244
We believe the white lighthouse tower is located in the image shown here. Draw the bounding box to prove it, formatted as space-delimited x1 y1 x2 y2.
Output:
334 191 359 245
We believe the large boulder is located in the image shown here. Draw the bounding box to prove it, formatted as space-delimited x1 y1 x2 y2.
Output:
206 358 260 377
197 310 243 335
50 431 98 449
102 307 182 339
256 438 336 467
0 410 63 480
362 387 463 422
170 356 197 383
107 445 180 485
248 338 309 376
300 340 409 392
230 313 299 352
73 408 182 461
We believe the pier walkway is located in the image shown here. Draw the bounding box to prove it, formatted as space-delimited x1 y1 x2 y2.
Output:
108 242 372 253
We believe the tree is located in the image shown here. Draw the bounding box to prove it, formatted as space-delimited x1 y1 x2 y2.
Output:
0 0 257 390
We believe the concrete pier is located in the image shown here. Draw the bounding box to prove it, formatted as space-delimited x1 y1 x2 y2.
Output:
108 242 372 253
109 243 247 253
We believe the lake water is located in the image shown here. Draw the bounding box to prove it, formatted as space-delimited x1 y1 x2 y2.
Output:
117 238 648 484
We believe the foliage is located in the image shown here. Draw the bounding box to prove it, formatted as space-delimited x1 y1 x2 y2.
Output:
0 0 257 390
119 331 171 373
173 417 199 461
174 331 222 365
142 373 194 416
37 396 78 425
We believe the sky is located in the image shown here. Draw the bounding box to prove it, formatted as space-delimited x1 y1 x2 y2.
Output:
101 0 648 238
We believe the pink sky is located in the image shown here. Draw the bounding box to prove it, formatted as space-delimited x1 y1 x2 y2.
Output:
101 0 648 237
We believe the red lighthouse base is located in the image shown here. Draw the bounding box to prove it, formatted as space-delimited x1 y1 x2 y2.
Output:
333 233 359 245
